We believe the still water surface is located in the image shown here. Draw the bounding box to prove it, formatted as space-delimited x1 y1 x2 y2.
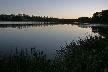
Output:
0 22 107 59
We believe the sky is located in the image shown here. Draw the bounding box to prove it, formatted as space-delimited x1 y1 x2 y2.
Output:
0 0 108 19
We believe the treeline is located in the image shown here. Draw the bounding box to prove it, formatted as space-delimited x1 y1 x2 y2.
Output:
0 14 58 22
0 9 108 24
0 14 76 23
78 9 108 23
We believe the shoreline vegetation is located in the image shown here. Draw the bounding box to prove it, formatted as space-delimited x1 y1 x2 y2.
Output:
0 35 108 72
0 9 108 24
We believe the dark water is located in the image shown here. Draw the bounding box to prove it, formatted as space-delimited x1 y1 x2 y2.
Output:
0 22 108 59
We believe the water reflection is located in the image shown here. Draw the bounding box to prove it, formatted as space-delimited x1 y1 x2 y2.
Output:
0 24 55 29
77 24 108 36
91 26 108 37
0 23 108 59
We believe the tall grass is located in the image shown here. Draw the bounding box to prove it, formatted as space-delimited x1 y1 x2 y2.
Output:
0 48 52 72
0 35 108 72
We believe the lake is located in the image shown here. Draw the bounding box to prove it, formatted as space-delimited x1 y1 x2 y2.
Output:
0 22 108 59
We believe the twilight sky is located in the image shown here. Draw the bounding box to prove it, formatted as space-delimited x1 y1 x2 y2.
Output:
0 0 108 19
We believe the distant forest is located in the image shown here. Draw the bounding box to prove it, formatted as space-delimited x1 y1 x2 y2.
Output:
0 9 108 24
78 9 108 24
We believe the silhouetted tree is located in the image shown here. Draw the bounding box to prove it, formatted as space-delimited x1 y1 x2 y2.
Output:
101 10 108 23
91 9 108 23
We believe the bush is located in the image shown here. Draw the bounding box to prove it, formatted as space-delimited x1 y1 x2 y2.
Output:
55 35 108 72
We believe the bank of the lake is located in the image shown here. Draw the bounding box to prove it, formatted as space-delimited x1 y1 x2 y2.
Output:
0 35 108 72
